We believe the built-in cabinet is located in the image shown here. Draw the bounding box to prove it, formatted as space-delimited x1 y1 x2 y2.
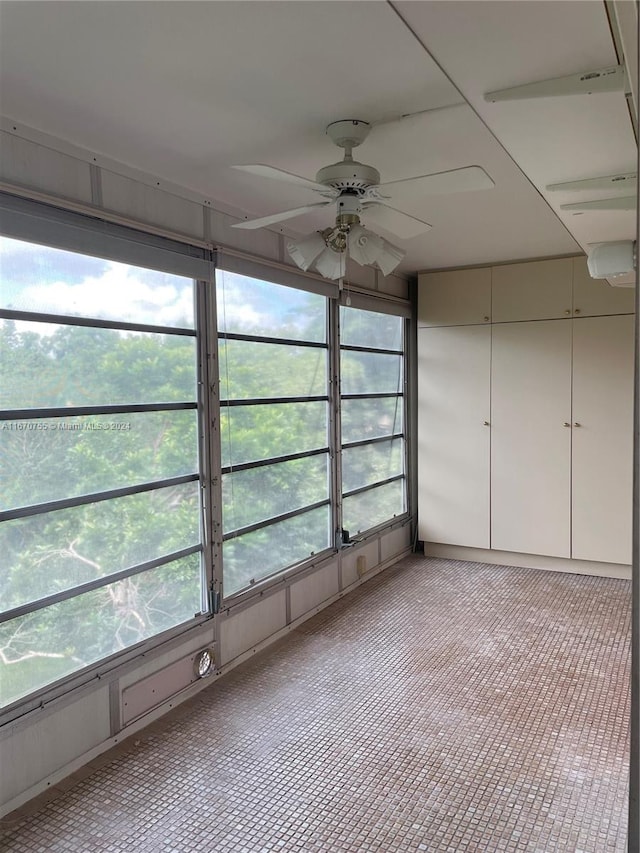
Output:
417 256 635 567
571 314 634 564
417 325 491 548
492 258 573 322
491 320 572 558
417 267 491 327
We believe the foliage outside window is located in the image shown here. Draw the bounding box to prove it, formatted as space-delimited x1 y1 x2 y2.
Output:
0 236 204 708
216 271 331 596
340 306 406 534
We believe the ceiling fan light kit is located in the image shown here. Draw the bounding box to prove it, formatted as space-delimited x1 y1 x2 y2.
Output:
231 118 494 280
286 231 327 272
285 223 406 281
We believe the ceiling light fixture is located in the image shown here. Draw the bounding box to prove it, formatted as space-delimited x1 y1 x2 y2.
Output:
286 216 405 281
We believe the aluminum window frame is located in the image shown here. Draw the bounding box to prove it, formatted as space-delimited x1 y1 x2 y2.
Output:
215 267 334 600
0 196 213 718
338 304 409 538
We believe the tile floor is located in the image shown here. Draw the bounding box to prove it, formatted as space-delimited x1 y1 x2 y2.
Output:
0 556 631 852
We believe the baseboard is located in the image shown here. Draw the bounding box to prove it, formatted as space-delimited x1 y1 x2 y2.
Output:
422 543 631 580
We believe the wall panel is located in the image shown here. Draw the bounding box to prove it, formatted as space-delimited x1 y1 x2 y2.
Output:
218 592 287 665
0 132 93 203
0 688 110 806
290 563 340 622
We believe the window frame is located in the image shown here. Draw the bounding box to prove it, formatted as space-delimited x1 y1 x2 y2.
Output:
338 303 409 539
0 196 413 721
214 267 335 600
0 194 214 719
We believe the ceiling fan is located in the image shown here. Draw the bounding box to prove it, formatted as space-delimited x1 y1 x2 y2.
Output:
231 119 494 279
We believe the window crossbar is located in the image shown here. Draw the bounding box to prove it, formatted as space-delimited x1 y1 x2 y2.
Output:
0 544 203 624
219 332 327 349
0 402 197 420
220 396 328 407
1 473 199 522
342 474 404 500
223 499 330 541
222 447 328 475
340 343 403 356
0 308 196 336
340 393 402 401
341 433 404 451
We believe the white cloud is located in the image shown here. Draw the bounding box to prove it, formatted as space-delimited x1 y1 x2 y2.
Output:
217 277 276 331
18 262 194 327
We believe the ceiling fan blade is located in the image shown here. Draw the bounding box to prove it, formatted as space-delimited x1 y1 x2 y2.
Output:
232 164 332 194
361 203 432 240
376 166 494 196
547 173 637 192
560 196 636 212
232 202 332 230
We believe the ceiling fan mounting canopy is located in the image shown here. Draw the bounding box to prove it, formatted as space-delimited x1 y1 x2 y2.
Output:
325 119 371 150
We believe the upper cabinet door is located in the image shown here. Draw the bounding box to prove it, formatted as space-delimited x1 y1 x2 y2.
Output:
572 257 636 318
572 315 634 565
491 258 573 323
417 268 491 327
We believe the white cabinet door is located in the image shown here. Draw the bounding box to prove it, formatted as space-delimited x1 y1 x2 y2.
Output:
491 320 572 557
572 256 636 318
417 325 491 547
418 268 491 327
572 315 634 564
491 258 573 323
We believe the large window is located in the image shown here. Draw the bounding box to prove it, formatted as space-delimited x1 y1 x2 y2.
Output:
216 271 331 596
0 236 204 708
340 306 406 534
0 216 411 708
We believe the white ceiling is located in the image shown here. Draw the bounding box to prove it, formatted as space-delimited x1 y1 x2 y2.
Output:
0 1 636 275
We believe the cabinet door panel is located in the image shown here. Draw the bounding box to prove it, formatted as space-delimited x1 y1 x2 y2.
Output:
491 320 572 557
572 315 634 564
418 268 491 327
572 257 635 317
418 325 490 547
492 258 573 322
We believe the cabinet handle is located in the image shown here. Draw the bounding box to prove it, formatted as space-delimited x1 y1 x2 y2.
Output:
574 422 581 428
574 308 581 314
483 421 490 426
483 316 490 322
564 309 571 315
563 422 571 427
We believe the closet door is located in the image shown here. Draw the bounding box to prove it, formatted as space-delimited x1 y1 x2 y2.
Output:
491 320 572 557
572 315 634 564
417 325 491 547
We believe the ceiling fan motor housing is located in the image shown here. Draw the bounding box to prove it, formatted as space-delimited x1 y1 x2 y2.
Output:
315 160 380 192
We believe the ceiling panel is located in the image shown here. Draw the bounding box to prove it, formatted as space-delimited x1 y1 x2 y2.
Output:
395 0 637 258
5 0 630 274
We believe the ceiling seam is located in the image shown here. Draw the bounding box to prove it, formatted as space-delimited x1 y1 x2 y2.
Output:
386 0 582 253
604 0 638 141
